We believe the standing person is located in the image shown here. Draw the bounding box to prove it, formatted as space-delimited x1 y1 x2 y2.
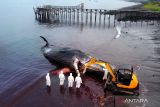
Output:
75 73 82 88
73 57 80 74
46 73 51 87
59 71 65 85
103 68 109 80
68 73 74 88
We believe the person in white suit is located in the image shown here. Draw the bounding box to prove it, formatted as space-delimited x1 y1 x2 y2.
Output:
73 57 80 74
102 68 109 80
68 73 74 87
75 73 82 88
46 73 51 87
59 71 65 85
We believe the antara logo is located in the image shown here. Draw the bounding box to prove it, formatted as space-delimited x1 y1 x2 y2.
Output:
124 98 148 103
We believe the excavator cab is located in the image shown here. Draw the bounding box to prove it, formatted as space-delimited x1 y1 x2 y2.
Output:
107 64 139 95
116 64 133 85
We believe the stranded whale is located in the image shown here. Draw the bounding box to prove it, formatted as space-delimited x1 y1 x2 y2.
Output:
40 36 90 69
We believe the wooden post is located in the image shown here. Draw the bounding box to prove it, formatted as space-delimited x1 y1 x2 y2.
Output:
64 8 66 20
114 10 116 27
73 9 75 20
95 9 97 23
46 10 48 21
61 8 63 18
68 9 70 21
99 9 102 24
69 9 71 24
41 10 43 21
73 9 75 24
41 11 43 22
60 8 63 22
66 8 68 20
81 9 83 23
58 8 60 20
42 10 44 22
44 10 47 21
56 9 58 21
45 10 47 21
63 8 65 19
108 10 111 28
77 9 79 23
86 9 88 24
125 12 127 27
67 9 69 20
47 10 50 21
136 11 137 25
62 8 64 20
129 11 132 26
103 10 106 27
57 9 59 19
53 9 55 20
42 10 45 22
39 11 42 21
104 10 106 22
119 11 121 24
90 9 92 24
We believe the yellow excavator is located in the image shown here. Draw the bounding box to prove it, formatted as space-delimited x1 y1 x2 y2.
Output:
82 57 139 95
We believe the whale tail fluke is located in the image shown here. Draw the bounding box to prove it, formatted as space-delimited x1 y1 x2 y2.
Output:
40 36 49 46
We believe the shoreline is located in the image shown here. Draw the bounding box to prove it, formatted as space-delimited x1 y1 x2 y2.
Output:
119 1 160 12
119 3 147 11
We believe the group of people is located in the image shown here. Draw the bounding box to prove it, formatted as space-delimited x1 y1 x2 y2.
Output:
45 71 82 88
59 71 82 88
45 57 83 89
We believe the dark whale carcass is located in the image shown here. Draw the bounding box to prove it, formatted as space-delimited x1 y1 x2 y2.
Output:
40 36 90 69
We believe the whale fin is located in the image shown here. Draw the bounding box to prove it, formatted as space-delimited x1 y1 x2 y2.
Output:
40 36 49 46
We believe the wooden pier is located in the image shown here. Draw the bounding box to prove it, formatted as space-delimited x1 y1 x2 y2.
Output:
33 3 160 26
